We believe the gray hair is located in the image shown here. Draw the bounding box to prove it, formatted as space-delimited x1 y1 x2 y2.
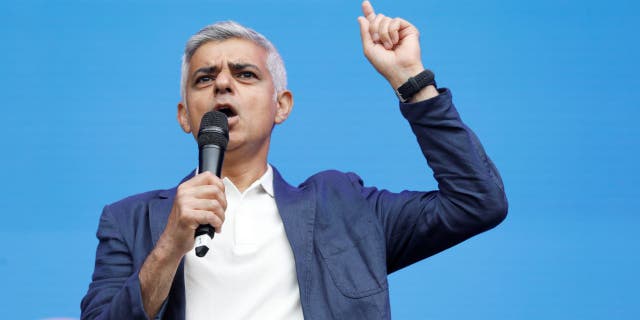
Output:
180 21 287 101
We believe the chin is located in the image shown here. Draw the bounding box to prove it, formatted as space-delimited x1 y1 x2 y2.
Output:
225 138 241 152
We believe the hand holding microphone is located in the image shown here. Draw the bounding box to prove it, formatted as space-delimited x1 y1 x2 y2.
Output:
154 111 228 261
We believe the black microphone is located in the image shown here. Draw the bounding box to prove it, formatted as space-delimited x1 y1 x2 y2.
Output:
194 110 229 257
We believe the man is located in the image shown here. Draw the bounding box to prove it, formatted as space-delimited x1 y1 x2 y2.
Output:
81 1 507 319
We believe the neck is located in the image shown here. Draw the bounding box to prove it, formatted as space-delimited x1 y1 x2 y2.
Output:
221 142 270 193
221 162 268 193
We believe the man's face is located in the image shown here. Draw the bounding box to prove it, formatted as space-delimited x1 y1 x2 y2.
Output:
177 38 292 155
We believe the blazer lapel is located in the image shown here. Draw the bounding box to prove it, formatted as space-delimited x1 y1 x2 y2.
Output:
272 167 316 314
149 194 173 247
147 171 195 320
149 171 196 245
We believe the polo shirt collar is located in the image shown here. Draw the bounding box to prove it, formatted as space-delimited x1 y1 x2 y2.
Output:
196 164 274 198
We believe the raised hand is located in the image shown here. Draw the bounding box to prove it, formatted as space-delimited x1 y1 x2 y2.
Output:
357 1 427 91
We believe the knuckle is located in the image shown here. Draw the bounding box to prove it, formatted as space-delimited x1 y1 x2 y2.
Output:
181 197 193 207
198 211 210 225
173 196 186 208
179 210 195 225
212 215 222 228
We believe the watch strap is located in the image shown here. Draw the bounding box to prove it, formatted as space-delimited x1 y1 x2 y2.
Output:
396 69 436 102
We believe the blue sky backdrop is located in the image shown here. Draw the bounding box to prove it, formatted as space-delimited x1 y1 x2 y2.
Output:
1 0 639 319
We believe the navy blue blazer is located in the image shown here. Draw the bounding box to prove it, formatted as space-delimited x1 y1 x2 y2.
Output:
81 89 508 319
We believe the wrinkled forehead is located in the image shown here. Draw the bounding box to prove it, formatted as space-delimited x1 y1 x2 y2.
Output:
189 38 269 71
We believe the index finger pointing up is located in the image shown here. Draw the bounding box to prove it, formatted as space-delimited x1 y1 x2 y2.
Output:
362 1 376 21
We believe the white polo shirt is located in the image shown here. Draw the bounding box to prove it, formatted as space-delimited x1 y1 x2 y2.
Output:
184 165 304 320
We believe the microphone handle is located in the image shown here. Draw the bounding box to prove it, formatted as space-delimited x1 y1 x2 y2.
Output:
195 144 224 257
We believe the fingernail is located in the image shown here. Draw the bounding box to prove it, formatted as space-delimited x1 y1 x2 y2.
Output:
372 32 379 41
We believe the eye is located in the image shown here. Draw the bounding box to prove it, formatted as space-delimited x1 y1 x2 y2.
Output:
237 71 257 79
195 75 214 84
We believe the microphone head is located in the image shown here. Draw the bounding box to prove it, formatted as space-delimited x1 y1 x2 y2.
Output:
197 111 229 149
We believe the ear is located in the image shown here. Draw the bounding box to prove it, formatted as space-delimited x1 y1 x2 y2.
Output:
177 101 192 133
274 90 294 125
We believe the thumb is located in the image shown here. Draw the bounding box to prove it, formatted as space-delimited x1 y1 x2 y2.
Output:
357 16 373 49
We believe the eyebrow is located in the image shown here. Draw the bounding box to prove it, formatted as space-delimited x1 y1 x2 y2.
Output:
229 62 260 72
192 62 261 78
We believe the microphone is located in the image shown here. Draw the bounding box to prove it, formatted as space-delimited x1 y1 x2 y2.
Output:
194 110 229 257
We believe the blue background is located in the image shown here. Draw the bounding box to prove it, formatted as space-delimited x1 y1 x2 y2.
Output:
1 0 639 319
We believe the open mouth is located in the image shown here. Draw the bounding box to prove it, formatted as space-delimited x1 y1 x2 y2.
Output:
215 104 237 118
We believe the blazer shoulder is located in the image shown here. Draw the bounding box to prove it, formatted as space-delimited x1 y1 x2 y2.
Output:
104 171 193 214
301 169 363 188
105 187 175 216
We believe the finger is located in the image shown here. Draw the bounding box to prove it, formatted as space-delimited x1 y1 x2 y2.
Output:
198 171 223 187
379 16 392 49
188 183 225 199
396 18 419 39
357 16 373 48
183 170 217 188
176 172 224 206
371 13 385 43
389 18 401 45
190 198 225 217
362 1 375 21
190 185 227 209
190 209 224 232
209 174 225 190
195 172 226 192
189 199 225 229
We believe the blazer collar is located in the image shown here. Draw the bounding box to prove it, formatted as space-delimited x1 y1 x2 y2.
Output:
272 166 317 314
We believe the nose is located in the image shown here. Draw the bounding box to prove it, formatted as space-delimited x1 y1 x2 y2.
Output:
214 70 233 96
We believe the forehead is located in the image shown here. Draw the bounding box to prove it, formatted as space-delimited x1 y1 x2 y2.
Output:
189 38 268 71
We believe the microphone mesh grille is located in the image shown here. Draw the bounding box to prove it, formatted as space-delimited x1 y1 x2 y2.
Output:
197 111 229 149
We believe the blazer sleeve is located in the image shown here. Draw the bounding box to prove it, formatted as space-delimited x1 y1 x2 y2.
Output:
352 88 508 273
80 205 151 320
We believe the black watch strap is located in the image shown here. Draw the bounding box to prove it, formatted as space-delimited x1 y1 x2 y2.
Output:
395 69 436 102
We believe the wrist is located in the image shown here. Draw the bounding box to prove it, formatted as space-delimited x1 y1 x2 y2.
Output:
408 85 439 103
387 64 425 89
394 68 437 103
153 236 186 265
140 243 181 319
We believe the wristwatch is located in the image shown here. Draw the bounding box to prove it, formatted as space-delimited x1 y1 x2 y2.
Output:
395 69 436 103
